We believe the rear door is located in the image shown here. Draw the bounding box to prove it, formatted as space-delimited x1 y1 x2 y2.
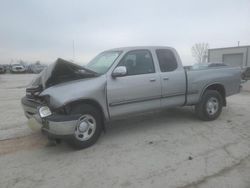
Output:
155 49 186 107
107 50 161 118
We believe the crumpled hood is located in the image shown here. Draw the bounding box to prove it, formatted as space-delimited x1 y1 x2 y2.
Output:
29 58 97 90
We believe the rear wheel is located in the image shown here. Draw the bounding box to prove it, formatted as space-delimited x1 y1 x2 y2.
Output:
69 104 103 149
195 90 223 121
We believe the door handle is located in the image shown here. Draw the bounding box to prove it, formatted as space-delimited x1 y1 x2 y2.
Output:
163 77 169 81
149 78 156 82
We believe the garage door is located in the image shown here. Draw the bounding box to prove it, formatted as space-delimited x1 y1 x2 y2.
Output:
223 53 243 67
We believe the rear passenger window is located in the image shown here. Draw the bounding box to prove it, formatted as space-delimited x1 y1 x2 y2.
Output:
156 49 178 72
118 50 155 76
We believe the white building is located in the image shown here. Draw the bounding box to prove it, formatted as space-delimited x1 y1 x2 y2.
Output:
208 45 250 68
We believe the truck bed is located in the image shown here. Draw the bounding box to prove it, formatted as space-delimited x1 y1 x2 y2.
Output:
185 66 242 105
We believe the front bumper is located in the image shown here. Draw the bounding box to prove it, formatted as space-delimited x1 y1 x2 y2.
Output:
21 97 80 138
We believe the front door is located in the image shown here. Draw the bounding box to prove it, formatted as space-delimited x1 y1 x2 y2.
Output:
107 50 161 118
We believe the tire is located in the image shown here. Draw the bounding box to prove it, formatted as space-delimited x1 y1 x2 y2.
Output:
195 90 223 121
69 104 103 149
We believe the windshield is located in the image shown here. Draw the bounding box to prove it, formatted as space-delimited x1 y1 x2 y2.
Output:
86 51 122 74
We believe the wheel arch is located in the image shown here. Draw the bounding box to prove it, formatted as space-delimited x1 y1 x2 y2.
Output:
200 83 226 106
64 98 107 122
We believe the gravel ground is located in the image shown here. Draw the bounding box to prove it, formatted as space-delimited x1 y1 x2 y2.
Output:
0 74 33 137
0 74 250 188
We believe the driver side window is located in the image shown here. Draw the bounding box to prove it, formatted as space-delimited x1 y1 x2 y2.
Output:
118 50 155 76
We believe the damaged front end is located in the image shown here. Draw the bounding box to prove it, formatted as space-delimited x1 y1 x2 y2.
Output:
27 58 98 95
21 58 98 138
22 95 83 139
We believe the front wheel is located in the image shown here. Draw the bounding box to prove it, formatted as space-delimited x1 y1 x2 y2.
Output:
69 104 103 149
195 90 223 121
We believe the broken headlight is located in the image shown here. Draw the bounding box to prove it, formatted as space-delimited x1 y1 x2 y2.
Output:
39 106 52 118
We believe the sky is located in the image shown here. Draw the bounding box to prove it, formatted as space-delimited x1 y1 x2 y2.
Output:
0 0 250 65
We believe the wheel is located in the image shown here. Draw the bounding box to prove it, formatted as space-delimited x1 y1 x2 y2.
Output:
69 104 103 149
195 90 223 121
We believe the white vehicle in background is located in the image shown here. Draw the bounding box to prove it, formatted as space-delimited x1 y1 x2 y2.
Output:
10 64 26 73
30 64 47 74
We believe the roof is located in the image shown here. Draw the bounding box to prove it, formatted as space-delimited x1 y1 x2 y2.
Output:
106 46 175 52
209 45 250 51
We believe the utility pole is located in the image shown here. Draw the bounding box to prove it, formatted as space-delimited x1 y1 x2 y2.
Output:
72 40 75 62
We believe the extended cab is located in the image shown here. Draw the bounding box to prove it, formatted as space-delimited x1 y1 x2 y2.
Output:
21 46 246 148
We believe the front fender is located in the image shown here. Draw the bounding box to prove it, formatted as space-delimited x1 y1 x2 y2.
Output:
40 76 108 118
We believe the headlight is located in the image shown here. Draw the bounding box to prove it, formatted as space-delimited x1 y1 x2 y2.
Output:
39 106 52 118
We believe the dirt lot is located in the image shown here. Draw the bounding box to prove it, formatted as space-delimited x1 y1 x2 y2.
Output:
0 74 250 188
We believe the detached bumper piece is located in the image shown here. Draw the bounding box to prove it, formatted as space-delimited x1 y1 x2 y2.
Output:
21 96 80 138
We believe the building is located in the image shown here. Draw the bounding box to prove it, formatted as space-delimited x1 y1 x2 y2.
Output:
208 45 250 68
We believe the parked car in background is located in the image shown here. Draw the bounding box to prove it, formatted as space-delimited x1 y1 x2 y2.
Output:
22 46 250 149
10 64 26 73
2 64 11 73
0 65 6 73
26 63 47 74
30 64 47 74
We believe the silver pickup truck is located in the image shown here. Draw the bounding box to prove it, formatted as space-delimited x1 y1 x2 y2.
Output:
21 46 248 148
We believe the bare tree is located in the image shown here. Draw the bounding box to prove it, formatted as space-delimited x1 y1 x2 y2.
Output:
191 43 209 63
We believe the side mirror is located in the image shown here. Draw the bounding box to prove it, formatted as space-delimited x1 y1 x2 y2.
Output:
112 66 127 77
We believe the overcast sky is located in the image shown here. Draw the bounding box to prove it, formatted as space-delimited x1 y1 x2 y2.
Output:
0 0 249 65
